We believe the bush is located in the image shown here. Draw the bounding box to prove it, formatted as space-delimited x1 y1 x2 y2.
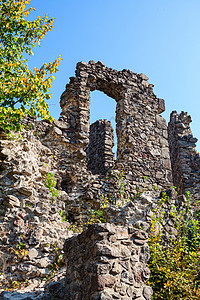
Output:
148 191 200 299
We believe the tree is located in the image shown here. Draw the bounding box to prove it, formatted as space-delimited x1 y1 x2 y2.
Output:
0 0 62 132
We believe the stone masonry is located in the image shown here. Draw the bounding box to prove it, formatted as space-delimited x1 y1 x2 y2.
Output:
168 111 200 198
0 61 200 299
63 223 152 300
56 60 174 223
0 129 73 290
60 61 173 194
87 119 115 175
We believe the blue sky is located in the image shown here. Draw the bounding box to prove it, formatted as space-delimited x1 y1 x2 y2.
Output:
29 0 200 151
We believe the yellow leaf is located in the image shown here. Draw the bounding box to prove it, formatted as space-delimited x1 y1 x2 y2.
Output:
23 10 29 17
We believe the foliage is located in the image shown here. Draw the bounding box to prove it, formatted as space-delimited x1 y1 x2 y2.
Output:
0 0 62 132
148 191 200 299
58 209 68 222
16 241 25 250
100 193 109 209
7 132 23 140
11 280 23 289
15 248 28 259
68 223 82 233
44 171 59 202
87 208 106 225
45 243 64 281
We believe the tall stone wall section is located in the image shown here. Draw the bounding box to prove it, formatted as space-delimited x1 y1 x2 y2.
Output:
60 60 173 199
168 111 200 198
87 119 115 175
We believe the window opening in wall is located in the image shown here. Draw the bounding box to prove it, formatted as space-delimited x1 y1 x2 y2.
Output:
90 90 117 155
87 90 117 175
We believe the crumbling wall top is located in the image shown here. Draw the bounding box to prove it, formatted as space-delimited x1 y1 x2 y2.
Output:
168 111 200 197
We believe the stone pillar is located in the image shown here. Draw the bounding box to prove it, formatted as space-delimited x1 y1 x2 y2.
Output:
63 223 152 300
87 119 115 175
168 111 200 197
60 73 90 163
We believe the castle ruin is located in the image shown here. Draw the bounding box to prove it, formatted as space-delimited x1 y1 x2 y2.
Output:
0 61 199 299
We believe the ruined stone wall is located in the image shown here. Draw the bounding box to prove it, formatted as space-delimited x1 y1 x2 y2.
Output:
168 111 200 198
63 223 152 300
0 61 175 228
20 61 174 226
2 61 200 298
87 119 115 175
60 61 173 199
0 127 153 298
0 129 73 289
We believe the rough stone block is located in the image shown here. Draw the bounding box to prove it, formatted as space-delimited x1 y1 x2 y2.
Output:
63 223 151 299
157 98 165 114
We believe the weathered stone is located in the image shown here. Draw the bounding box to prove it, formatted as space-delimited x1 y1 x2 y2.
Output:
157 98 165 114
142 267 150 282
96 263 111 275
121 270 134 285
0 148 11 157
132 288 144 299
87 120 115 175
114 282 126 296
18 187 33 196
4 195 20 208
111 262 122 275
168 111 200 197
156 115 167 129
35 257 51 268
95 244 120 258
139 192 153 204
0 290 45 300
143 286 153 300
139 73 149 81
132 229 148 240
63 224 151 299
53 126 62 136
54 120 68 130
28 248 39 260
1 60 199 299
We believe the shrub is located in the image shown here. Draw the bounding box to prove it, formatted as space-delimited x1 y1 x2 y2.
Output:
45 171 59 202
148 192 200 299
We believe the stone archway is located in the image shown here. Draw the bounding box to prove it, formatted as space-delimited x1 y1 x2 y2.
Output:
60 60 125 171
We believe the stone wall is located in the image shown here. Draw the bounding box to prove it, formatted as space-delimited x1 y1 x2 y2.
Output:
60 61 173 196
63 223 152 300
1 61 200 297
168 111 200 198
0 111 152 290
19 61 174 226
0 129 73 289
87 119 115 175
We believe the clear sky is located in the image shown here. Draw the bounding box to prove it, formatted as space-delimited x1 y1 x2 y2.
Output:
29 0 200 151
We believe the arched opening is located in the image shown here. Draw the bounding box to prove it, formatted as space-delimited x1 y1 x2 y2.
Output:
86 90 117 174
